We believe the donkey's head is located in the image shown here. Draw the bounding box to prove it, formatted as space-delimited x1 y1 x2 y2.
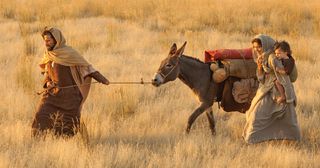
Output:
152 42 187 87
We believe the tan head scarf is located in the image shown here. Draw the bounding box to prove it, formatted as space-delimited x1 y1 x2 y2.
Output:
40 27 96 104
39 27 90 68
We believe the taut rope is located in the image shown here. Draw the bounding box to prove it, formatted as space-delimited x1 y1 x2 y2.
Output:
36 78 152 95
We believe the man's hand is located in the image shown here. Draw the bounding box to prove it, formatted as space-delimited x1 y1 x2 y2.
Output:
46 81 55 88
90 71 109 85
102 78 110 85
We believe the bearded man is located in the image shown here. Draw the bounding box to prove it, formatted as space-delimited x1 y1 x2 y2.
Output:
32 27 109 137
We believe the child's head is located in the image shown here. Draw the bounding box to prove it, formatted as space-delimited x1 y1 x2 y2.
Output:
274 41 291 59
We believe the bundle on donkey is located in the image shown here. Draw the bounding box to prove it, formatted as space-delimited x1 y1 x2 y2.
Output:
204 48 259 113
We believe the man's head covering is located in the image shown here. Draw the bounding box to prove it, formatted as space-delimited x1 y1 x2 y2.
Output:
39 27 90 69
39 27 96 104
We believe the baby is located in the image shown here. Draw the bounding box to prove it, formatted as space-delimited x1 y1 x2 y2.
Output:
273 41 295 104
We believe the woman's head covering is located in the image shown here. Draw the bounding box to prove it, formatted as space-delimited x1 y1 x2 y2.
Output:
252 34 276 61
252 34 275 53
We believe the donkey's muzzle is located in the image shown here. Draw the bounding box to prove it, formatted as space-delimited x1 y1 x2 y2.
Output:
152 73 163 87
151 78 159 87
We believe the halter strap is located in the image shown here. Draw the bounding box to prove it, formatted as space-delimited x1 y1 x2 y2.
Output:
158 57 180 80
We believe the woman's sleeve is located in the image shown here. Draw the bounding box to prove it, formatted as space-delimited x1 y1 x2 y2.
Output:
261 53 272 73
254 53 266 83
256 66 265 83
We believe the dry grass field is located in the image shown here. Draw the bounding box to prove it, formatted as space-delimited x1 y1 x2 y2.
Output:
0 0 319 167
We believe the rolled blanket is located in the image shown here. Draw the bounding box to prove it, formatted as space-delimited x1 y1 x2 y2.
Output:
204 48 252 63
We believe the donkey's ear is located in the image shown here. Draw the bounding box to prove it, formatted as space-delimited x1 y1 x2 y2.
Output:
175 41 187 57
169 43 177 55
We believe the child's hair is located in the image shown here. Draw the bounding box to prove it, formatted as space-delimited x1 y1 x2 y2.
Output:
274 41 292 56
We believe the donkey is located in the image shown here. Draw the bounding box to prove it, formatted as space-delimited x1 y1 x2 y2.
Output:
152 42 218 135
152 42 253 135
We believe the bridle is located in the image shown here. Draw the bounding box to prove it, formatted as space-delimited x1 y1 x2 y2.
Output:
158 57 180 81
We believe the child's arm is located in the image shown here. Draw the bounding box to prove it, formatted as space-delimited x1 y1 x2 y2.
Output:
276 66 287 75
273 58 287 75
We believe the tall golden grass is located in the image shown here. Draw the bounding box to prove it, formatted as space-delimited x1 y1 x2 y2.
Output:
0 0 319 167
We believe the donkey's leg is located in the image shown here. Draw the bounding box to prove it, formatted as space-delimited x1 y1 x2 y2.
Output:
186 103 208 134
205 107 216 135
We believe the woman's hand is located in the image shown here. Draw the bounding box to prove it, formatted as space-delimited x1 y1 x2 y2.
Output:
257 55 264 69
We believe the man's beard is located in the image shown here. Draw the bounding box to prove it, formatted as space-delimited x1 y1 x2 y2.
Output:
46 45 55 51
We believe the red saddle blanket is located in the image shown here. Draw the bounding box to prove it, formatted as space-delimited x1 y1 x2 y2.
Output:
204 48 253 63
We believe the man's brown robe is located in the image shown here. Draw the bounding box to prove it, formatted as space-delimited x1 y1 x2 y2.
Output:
32 62 82 136
32 27 108 136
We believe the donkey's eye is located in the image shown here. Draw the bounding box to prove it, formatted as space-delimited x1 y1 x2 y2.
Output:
165 64 173 68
